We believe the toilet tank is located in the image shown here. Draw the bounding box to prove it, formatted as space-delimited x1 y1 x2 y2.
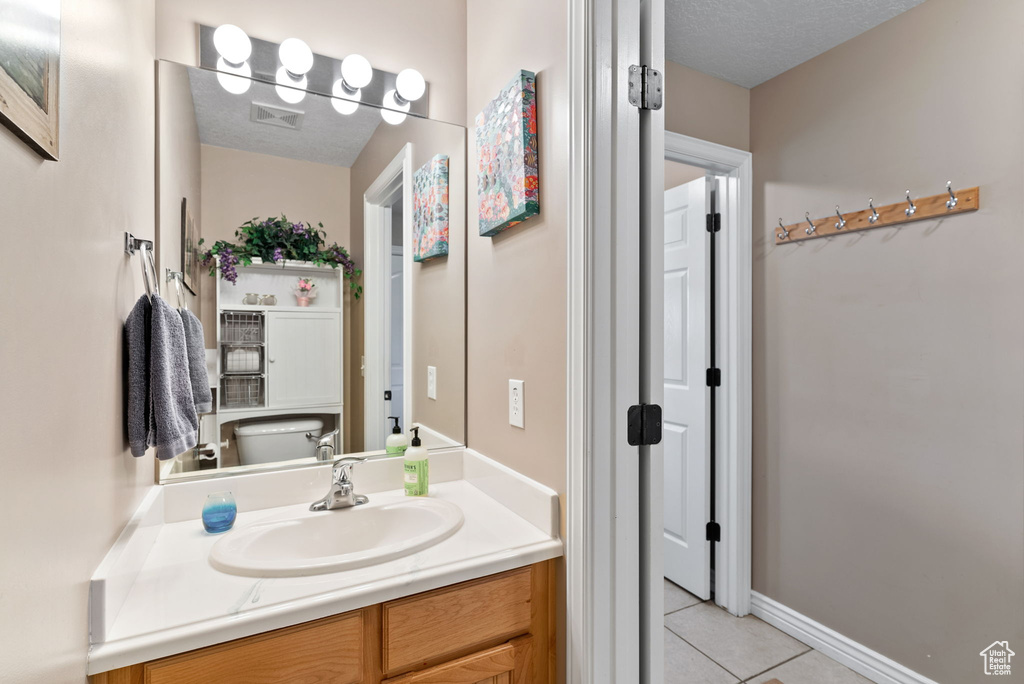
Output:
234 417 324 466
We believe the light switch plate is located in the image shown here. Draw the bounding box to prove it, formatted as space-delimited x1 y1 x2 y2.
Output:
509 379 524 428
427 366 437 400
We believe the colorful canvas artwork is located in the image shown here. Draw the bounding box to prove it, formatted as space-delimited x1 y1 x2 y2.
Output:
412 154 450 262
475 69 539 237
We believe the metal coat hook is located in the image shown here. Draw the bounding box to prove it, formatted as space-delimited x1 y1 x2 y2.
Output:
805 212 816 235
834 205 847 231
945 181 958 210
868 198 880 224
777 218 789 241
905 190 917 217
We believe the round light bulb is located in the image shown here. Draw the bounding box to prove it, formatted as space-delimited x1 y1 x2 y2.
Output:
216 57 252 94
275 66 307 104
395 68 426 102
381 89 410 125
213 24 251 65
279 37 314 76
341 54 373 90
331 79 361 115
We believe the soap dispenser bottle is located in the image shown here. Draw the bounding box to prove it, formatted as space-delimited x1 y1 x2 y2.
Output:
385 417 409 456
403 427 429 496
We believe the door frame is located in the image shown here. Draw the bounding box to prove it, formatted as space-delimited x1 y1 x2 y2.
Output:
664 130 752 617
363 144 414 451
564 10 754 667
566 0 644 681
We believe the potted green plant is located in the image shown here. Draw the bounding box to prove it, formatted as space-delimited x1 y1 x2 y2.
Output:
199 215 362 299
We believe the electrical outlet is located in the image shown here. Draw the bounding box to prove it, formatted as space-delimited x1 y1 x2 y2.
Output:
427 366 437 400
509 379 524 428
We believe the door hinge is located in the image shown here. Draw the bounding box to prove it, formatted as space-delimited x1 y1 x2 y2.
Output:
706 521 721 542
706 212 721 233
706 368 721 387
627 403 663 446
628 65 663 110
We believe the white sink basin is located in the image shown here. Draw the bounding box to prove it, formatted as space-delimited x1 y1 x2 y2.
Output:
209 498 464 578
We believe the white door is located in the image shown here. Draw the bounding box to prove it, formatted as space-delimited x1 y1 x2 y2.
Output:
267 311 342 408
662 177 710 598
390 248 404 429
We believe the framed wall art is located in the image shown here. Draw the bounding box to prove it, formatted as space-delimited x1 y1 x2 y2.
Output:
413 154 450 262
475 69 539 237
0 0 60 160
181 198 199 295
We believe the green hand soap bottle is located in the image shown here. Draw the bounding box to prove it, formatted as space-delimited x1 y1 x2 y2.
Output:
403 427 429 496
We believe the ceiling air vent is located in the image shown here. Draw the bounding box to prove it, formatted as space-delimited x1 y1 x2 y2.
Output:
250 102 304 130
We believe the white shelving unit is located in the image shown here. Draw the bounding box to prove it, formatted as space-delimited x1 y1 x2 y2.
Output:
213 260 345 468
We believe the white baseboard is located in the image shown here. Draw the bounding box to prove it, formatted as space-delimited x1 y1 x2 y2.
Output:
750 591 941 684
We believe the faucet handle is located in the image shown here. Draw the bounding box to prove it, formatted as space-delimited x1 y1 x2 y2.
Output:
332 458 360 484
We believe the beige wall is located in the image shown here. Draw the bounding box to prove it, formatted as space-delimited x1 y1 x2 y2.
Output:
198 145 351 346
664 59 749 152
156 61 202 316
749 0 1024 680
154 0 467 126
0 1 157 682
465 1 568 505
348 119 467 453
664 160 705 191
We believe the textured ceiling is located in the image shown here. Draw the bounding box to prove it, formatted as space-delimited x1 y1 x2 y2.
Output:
188 67 382 168
666 0 927 88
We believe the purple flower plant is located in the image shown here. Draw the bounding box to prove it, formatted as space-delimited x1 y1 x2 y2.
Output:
218 248 239 284
271 247 284 263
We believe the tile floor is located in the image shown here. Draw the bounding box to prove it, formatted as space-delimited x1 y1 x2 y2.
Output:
663 579 873 684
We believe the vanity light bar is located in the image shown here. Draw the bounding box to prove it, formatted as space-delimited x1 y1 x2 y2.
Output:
198 24 429 119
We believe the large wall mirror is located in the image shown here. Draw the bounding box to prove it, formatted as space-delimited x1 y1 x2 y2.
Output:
156 58 466 482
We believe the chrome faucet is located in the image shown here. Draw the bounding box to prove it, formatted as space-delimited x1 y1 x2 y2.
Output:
314 429 339 461
309 453 390 512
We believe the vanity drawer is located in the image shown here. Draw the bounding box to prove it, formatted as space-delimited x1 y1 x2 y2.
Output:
142 610 370 684
382 636 533 684
382 567 533 675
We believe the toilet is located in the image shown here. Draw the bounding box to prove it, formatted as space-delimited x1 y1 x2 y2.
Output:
234 417 324 466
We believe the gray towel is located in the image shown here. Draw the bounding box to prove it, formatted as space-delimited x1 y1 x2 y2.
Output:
179 308 213 414
149 294 199 459
125 295 151 457
125 294 199 459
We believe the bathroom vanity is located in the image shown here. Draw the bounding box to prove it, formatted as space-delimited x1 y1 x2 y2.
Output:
87 448 561 683
92 562 553 683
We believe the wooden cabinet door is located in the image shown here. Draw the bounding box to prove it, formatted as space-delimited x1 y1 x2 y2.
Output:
382 637 532 684
266 311 342 408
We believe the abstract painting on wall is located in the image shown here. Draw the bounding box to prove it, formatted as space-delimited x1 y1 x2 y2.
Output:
475 69 539 237
0 0 61 160
412 154 450 262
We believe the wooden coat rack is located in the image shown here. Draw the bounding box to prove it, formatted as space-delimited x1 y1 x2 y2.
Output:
775 184 980 245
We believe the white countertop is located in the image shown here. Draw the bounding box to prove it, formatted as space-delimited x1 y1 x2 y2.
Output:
87 449 561 675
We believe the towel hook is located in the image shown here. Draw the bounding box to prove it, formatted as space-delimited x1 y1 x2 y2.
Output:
804 212 816 235
834 205 847 231
777 218 789 241
137 243 159 301
868 198 880 224
945 181 958 210
905 190 917 217
167 270 188 311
